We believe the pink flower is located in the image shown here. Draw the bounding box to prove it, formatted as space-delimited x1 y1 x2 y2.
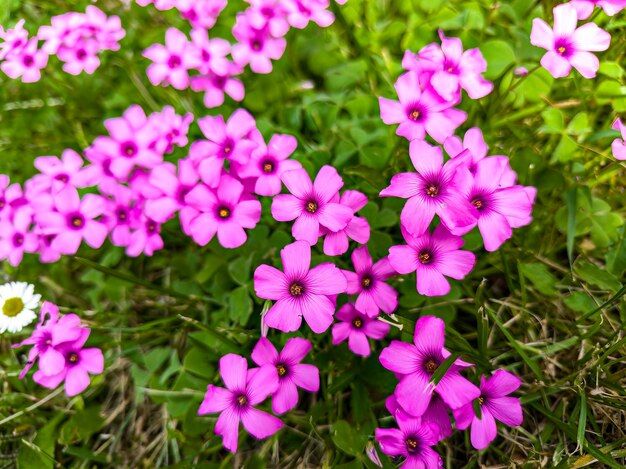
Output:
388 224 475 297
232 15 286 74
56 37 101 75
457 156 536 251
0 19 29 60
379 71 466 143
321 190 370 256
190 109 257 188
403 30 492 101
235 130 301 196
453 370 523 450
148 106 194 154
1 37 48 83
332 303 390 357
0 207 38 266
379 140 476 237
251 337 319 414
126 215 164 257
245 0 291 37
380 316 480 416
198 354 282 453
0 176 27 217
271 166 353 245
530 4 610 79
284 0 335 29
13 302 84 378
611 118 626 160
179 0 228 29
386 394 452 442
189 28 231 76
253 240 347 333
342 246 397 317
375 412 442 468
30 149 90 194
101 184 138 247
143 28 200 89
569 0 626 19
32 328 104 397
184 175 262 248
190 66 245 108
35 186 108 255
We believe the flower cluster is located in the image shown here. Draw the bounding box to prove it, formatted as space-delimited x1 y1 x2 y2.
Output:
141 0 340 107
198 337 319 452
0 6 124 82
13 301 104 397
376 316 523 465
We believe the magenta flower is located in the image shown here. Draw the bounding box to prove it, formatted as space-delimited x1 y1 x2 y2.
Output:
235 130 301 196
35 186 108 255
342 246 397 317
332 303 390 357
143 28 200 89
254 240 347 333
101 184 137 247
191 66 245 108
190 109 257 188
530 4 610 79
453 370 523 450
32 329 104 397
126 215 163 257
198 354 282 453
0 19 28 60
179 0 227 29
569 0 626 19
321 190 370 256
0 207 38 266
184 175 261 248
245 0 291 37
271 166 353 245
380 140 476 237
379 71 466 143
611 118 626 160
458 156 536 252
30 149 90 194
285 0 335 29
148 106 194 154
386 394 452 442
403 30 492 101
389 224 475 297
13 301 84 378
189 28 231 76
251 337 319 414
232 15 286 74
1 37 48 83
379 316 480 416
375 412 442 469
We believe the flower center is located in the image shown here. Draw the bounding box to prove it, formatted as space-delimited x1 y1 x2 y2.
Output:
277 364 287 377
252 40 262 51
471 198 483 209
361 276 372 289
13 233 24 247
352 318 363 329
262 161 274 173
425 359 438 373
405 437 419 454
122 142 137 157
167 55 181 68
23 55 34 67
71 215 84 228
2 297 24 317
426 185 439 197
306 201 318 213
68 352 79 364
218 207 230 219
409 109 420 121
418 252 432 264
55 174 69 183
289 283 304 296
557 46 566 55
478 396 484 405
236 394 248 406
76 49 87 60
223 145 232 155
147 221 157 233
117 208 128 222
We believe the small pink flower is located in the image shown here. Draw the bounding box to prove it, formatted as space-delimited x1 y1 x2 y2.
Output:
612 118 626 160
35 186 108 255
379 140 477 237
1 37 48 83
190 28 231 76
190 109 258 188
235 130 301 196
271 166 353 245
143 28 200 89
148 106 194 154
388 224 475 297
251 337 319 414
0 19 29 60
530 4 610 79
179 0 228 29
191 66 246 108
253 240 347 333
453 370 523 450
380 316 480 416
379 71 466 143
245 0 291 37
198 354 282 453
386 394 453 442
184 175 262 248
284 0 335 29
332 303 390 357
343 246 397 317
101 184 138 247
0 207 38 266
232 15 286 74
126 215 163 257
30 149 90 194
321 190 370 256
569 0 626 19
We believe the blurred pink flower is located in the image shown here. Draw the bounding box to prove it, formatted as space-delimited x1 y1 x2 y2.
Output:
143 27 200 89
284 0 334 29
1 37 48 83
232 15 286 73
190 67 245 108
0 207 38 266
245 0 291 37
611 118 626 160
569 0 626 19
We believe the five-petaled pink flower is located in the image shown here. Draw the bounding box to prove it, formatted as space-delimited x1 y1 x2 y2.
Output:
332 303 390 357
271 166 353 245
232 15 286 74
530 4 611 79
380 316 480 417
453 370 523 449
251 337 320 414
0 207 39 266
143 27 200 89
321 190 371 256
1 37 48 83
343 246 397 317
254 240 347 333
611 118 626 160
569 0 626 19
379 71 466 143
380 140 476 237
198 354 283 453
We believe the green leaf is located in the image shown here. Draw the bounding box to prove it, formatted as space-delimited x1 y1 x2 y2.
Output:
331 420 367 456
573 260 622 293
565 188 577 265
519 262 558 296
480 40 516 79
564 292 597 313
539 108 564 134
229 286 253 326
228 256 253 286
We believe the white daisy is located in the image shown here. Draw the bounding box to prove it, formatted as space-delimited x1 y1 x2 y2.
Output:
0 281 41 334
